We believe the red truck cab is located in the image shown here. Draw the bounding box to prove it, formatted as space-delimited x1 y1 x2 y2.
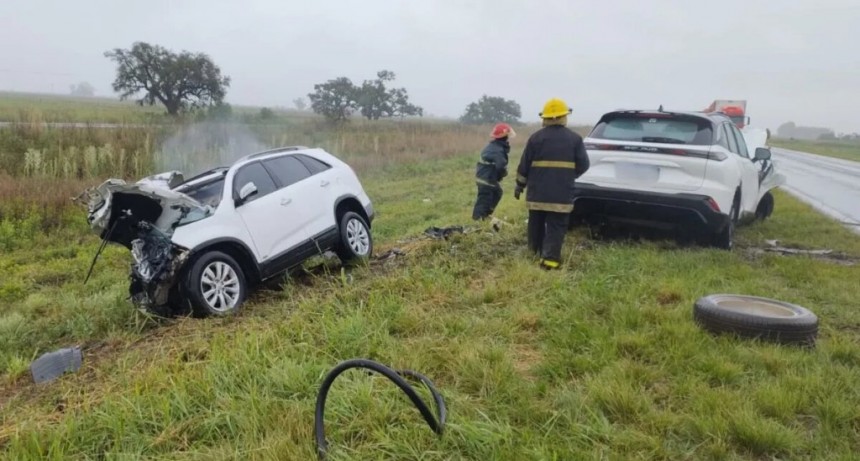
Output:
704 100 749 129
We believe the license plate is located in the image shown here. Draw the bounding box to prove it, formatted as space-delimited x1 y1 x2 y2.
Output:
615 163 660 182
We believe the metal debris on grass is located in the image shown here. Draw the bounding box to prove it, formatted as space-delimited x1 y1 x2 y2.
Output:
764 239 834 256
424 226 465 240
31 347 83 384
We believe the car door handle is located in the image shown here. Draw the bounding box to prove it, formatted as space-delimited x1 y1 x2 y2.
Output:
281 198 292 206
320 180 330 187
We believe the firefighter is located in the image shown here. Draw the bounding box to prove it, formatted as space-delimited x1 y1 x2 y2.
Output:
472 122 515 220
514 98 589 270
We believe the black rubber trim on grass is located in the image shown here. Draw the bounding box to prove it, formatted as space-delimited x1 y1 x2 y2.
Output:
693 294 819 346
314 358 446 460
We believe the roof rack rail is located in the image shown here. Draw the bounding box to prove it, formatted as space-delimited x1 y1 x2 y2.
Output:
246 145 309 160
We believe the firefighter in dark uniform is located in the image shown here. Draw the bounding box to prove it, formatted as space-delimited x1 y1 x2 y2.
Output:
473 123 515 220
514 98 589 270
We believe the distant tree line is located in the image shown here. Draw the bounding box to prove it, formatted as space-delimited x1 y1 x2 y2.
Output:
102 41 526 126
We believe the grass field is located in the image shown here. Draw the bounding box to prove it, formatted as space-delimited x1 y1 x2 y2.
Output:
2 143 860 459
771 138 860 162
0 92 297 124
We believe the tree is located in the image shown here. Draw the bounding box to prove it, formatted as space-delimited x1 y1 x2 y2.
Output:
308 70 423 123
776 121 796 138
355 70 423 120
293 97 308 111
308 77 358 122
104 42 231 115
460 95 521 125
259 107 276 120
69 82 95 97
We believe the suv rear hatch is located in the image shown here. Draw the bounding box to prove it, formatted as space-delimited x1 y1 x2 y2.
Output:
581 111 718 192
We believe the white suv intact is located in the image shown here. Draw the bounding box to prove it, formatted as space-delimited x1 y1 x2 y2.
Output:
84 146 375 316
571 110 784 249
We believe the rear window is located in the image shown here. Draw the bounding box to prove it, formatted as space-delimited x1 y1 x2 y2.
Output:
590 114 714 145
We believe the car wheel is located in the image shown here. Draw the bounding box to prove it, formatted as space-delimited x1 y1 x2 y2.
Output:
756 192 775 220
185 251 247 317
712 195 739 250
336 211 373 263
693 294 818 346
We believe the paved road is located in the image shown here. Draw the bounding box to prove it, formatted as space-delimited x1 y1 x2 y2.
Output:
772 147 860 234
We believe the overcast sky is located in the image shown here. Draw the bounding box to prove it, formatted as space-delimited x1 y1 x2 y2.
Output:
1 0 858 132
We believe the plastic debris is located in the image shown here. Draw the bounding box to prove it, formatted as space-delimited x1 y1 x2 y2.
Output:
31 347 83 384
375 248 405 261
424 226 465 240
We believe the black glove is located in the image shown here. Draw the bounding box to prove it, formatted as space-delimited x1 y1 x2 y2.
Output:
514 186 523 200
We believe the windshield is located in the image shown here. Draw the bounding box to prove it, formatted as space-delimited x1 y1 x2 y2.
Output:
177 178 225 209
590 114 714 145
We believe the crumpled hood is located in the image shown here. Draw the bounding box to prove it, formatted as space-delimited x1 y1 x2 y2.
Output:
82 177 207 248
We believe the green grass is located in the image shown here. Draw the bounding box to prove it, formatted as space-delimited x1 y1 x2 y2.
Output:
0 91 168 124
0 91 285 124
2 152 860 460
771 138 860 162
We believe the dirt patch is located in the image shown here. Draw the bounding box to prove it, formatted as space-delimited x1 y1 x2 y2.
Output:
656 290 683 306
511 344 542 382
513 311 542 332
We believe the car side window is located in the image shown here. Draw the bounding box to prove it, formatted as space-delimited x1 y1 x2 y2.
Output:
730 125 750 158
297 154 332 175
233 162 277 204
715 124 730 150
263 155 313 189
723 124 740 155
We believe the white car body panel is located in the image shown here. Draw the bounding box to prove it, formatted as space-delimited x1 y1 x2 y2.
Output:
83 146 374 313
574 110 784 240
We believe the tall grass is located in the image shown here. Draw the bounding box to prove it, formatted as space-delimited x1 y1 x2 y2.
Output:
0 119 540 180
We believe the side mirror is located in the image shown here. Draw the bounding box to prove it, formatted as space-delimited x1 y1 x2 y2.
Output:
754 147 771 162
236 182 258 205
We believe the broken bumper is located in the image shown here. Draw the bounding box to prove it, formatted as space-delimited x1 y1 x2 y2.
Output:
79 177 208 315
128 222 189 314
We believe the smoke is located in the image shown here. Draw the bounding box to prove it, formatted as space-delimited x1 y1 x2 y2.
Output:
156 123 268 175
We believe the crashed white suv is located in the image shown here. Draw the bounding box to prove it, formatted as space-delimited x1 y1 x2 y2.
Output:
84 146 375 317
571 110 785 249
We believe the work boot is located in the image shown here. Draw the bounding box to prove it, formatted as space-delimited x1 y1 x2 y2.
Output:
539 259 561 270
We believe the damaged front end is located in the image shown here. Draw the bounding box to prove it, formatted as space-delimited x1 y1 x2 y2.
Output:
129 222 190 315
79 176 211 315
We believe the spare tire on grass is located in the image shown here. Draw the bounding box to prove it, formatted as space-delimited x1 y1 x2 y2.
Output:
693 295 818 346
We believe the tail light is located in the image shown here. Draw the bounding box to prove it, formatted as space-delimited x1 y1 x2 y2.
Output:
706 197 721 212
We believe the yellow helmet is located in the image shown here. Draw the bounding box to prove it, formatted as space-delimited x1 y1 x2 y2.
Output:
540 98 572 119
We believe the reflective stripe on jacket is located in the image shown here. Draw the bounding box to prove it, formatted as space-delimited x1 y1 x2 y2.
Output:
475 139 510 187
516 126 590 213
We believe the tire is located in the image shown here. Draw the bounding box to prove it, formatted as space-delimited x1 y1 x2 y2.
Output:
335 211 373 263
712 194 739 250
184 251 247 317
756 192 775 220
693 294 818 346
